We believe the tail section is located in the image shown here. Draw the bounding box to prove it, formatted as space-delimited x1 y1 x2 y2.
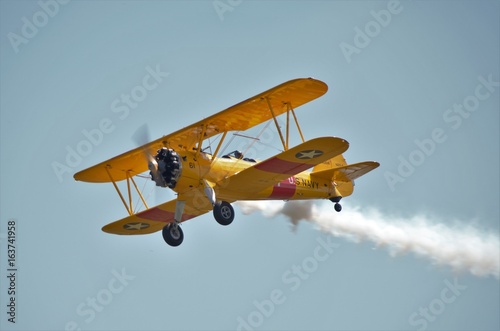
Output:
312 161 380 182
311 159 380 198
312 154 348 173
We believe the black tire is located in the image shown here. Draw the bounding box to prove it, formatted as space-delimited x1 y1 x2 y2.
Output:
334 203 342 212
213 201 234 226
162 224 184 246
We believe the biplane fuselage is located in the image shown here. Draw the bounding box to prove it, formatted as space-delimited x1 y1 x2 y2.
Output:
74 78 378 247
172 150 351 202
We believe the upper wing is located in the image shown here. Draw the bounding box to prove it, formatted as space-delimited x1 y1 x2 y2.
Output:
102 188 213 235
311 161 380 182
216 137 348 198
74 78 328 183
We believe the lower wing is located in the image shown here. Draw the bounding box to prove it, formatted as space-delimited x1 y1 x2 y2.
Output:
102 188 213 235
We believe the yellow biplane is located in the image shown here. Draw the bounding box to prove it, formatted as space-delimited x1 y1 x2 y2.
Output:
74 78 379 246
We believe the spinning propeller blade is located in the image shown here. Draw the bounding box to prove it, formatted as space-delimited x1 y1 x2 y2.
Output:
132 124 164 187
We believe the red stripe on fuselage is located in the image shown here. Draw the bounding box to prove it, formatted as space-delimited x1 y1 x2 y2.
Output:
254 157 311 175
269 177 296 199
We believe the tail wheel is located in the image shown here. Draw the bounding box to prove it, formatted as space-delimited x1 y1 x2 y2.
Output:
213 201 234 226
329 197 342 212
162 223 184 246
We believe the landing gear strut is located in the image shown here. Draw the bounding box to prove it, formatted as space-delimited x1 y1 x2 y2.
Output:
162 223 184 247
329 197 342 212
213 201 234 226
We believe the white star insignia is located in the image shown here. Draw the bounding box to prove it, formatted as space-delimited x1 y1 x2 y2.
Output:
296 150 323 160
123 222 149 230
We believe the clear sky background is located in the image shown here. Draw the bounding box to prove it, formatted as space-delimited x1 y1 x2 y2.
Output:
1 1 499 330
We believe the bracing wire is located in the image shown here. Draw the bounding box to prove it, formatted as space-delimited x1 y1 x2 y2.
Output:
133 175 153 213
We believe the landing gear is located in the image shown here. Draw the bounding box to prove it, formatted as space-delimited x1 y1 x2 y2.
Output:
213 201 234 226
162 223 184 247
329 197 342 212
162 201 234 246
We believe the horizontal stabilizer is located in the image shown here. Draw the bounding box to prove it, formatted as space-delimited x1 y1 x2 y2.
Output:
311 161 380 182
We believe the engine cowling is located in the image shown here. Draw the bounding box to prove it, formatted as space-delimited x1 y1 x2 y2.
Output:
151 148 182 188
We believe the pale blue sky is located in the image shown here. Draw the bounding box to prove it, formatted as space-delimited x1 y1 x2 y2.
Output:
1 1 498 330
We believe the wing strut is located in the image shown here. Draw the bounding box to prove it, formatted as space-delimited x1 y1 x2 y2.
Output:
264 98 307 151
212 131 228 158
195 124 208 158
105 166 150 216
265 97 287 151
287 102 305 143
129 174 149 211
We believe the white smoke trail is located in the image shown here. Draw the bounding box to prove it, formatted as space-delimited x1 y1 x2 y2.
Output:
236 200 500 279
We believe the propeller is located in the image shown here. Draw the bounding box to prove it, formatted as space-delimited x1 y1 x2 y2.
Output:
132 124 166 188
132 124 185 223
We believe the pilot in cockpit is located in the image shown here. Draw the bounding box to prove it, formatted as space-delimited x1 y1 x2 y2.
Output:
222 150 243 159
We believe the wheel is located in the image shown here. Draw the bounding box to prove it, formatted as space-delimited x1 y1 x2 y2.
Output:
162 223 184 246
334 203 342 212
213 201 234 226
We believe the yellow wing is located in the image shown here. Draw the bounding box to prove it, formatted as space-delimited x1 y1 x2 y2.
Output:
102 216 166 235
102 188 213 235
74 78 328 183
216 137 348 198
